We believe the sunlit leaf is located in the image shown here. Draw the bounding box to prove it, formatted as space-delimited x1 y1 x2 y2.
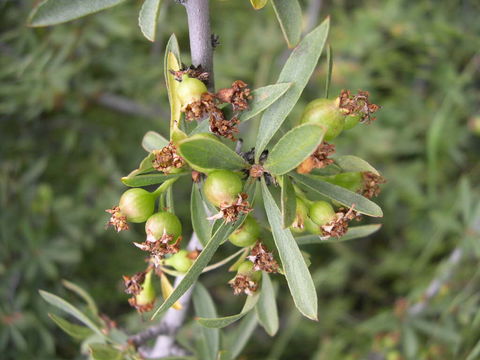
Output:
48 313 93 339
271 0 302 48
191 184 213 247
121 173 185 187
295 224 382 245
142 131 169 152
164 35 182 137
139 0 163 42
334 155 380 175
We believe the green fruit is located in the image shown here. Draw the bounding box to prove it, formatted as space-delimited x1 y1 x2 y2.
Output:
165 250 193 273
145 212 182 241
290 197 309 234
204 170 243 207
136 270 155 306
177 75 207 107
300 98 345 141
309 201 335 226
304 216 322 235
118 188 155 223
344 114 361 130
228 216 260 247
237 261 261 282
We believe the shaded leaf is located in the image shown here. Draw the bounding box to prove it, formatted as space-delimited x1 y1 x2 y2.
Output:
142 131 169 152
228 311 258 359
121 173 185 187
324 44 333 98
139 0 163 42
40 290 104 337
261 179 318 320
197 292 259 328
271 0 302 48
48 313 93 340
281 176 297 228
264 123 324 175
334 155 380 175
193 284 219 360
255 273 279 336
295 224 382 245
291 173 383 217
62 280 98 316
28 0 126 27
178 137 248 171
89 344 123 360
255 18 330 160
191 184 212 247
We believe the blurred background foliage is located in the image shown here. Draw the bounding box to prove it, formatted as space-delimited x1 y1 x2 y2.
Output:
1 0 480 359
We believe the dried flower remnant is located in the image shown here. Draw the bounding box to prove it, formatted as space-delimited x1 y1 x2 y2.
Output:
191 170 202 183
216 80 252 112
209 111 239 140
339 89 380 124
170 65 209 83
152 142 185 174
123 271 146 296
183 92 217 121
134 231 181 266
297 142 336 174
249 164 265 178
360 171 386 198
321 206 360 238
105 206 129 232
229 274 259 296
207 193 253 223
247 242 279 273
128 296 155 313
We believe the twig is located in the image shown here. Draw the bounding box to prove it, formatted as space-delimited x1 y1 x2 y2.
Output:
407 247 463 316
94 93 168 119
305 0 323 33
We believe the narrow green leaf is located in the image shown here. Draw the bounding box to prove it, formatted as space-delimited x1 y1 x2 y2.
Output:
255 18 330 160
466 338 480 360
291 173 383 217
281 176 297 228
411 319 461 344
89 344 123 360
261 179 318 320
151 181 257 320
197 292 259 328
28 0 126 27
250 0 268 10
39 290 104 337
228 311 258 359
164 35 182 136
191 184 213 247
295 224 382 245
121 173 185 187
264 123 324 175
139 0 163 42
255 273 279 336
62 280 98 316
125 153 155 178
324 44 333 98
193 284 219 360
142 131 169 152
178 137 248 171
334 155 380 175
48 313 93 340
271 0 302 48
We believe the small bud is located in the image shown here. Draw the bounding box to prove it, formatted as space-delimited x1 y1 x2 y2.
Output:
128 270 155 313
164 249 193 273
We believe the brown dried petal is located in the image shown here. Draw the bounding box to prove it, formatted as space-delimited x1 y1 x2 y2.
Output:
249 164 265 178
128 297 155 313
123 271 146 296
218 193 253 223
152 142 185 174
339 89 380 124
296 142 336 174
247 242 279 273
170 65 209 82
184 93 217 121
134 232 181 265
360 171 386 199
216 80 252 112
229 274 258 296
209 110 239 141
106 206 129 232
321 206 360 238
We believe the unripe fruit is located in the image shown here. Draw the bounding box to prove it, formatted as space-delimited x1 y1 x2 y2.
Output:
204 170 243 207
309 201 336 226
300 98 345 141
145 212 182 240
344 114 361 130
228 216 260 247
118 188 155 223
237 261 261 282
164 250 193 273
135 270 155 306
322 172 363 192
304 216 322 235
290 197 309 233
177 75 207 107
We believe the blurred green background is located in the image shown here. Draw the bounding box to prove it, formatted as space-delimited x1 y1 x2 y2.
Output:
1 0 480 359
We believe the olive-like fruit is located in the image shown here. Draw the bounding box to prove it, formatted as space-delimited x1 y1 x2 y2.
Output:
344 114 361 130
118 188 155 223
145 212 182 241
228 216 260 247
164 250 193 273
135 270 155 306
309 201 336 226
203 170 243 207
177 75 207 107
300 98 345 141
304 216 322 235
237 261 261 282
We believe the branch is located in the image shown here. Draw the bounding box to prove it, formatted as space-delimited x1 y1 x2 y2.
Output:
94 93 168 119
182 0 214 90
407 247 463 316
